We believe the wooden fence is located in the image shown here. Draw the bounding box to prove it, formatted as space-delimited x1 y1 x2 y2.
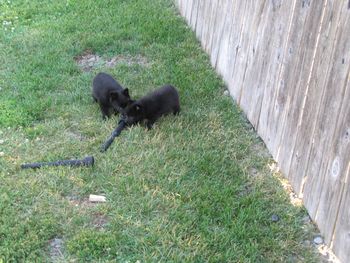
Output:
175 0 350 261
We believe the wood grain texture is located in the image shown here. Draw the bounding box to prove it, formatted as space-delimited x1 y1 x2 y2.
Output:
257 0 298 153
215 0 235 83
230 0 256 106
199 0 210 53
184 0 192 24
194 0 205 41
189 0 198 30
314 1 350 244
287 0 340 196
332 162 350 263
241 0 295 130
238 0 269 128
302 0 349 220
203 0 216 54
275 0 327 187
226 0 249 100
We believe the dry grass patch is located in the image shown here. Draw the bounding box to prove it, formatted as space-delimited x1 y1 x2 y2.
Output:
75 50 151 72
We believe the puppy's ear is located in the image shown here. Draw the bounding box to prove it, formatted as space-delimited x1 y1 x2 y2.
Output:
122 88 130 98
110 91 118 101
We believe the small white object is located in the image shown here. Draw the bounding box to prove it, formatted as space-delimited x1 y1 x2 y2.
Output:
313 236 324 245
89 194 106 203
0 139 4 144
223 90 230 96
0 152 4 157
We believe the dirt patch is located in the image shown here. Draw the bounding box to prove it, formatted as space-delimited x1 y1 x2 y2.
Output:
74 50 102 72
91 212 109 230
65 131 86 141
75 50 151 72
237 183 253 197
105 54 150 68
66 196 109 230
48 238 64 262
67 196 97 208
248 167 260 178
251 142 271 159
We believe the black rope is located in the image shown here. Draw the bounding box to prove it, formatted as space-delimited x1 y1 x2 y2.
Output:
100 116 127 152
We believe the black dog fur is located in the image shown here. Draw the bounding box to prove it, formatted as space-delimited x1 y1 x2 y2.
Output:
124 85 180 129
92 72 131 119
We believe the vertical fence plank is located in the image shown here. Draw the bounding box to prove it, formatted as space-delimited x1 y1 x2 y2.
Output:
257 0 300 152
194 0 205 41
210 0 230 68
215 0 235 82
314 5 350 243
223 0 241 95
318 75 350 244
269 0 326 164
241 0 295 129
203 0 216 54
226 0 249 100
184 0 192 24
229 0 257 106
302 1 350 220
237 0 268 127
287 0 345 196
332 163 350 263
198 0 210 52
189 0 199 30
275 0 330 191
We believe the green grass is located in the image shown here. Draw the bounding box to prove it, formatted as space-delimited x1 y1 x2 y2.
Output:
0 0 321 262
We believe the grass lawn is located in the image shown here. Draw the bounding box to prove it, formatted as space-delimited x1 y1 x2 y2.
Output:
1 0 322 261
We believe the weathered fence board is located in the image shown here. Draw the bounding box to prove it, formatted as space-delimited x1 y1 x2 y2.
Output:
199 0 210 52
194 0 204 41
287 0 336 196
175 0 350 261
246 0 296 132
225 0 242 91
333 159 350 263
257 0 296 153
276 0 327 189
227 0 248 100
238 0 269 128
318 78 350 244
302 0 349 221
314 2 350 244
215 0 235 83
210 1 228 68
231 1 256 106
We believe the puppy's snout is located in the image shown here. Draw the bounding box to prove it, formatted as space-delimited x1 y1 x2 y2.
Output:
125 116 134 124
119 107 126 115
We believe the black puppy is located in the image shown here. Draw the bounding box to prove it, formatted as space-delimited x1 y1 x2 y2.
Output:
124 85 180 129
92 72 131 119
